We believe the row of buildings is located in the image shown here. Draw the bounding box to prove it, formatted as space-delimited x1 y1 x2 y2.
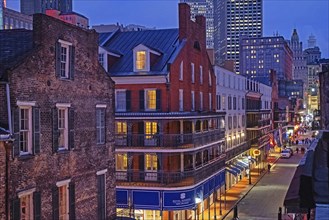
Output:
0 3 284 219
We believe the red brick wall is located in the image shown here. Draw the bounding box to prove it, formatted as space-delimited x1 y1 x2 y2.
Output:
7 14 116 219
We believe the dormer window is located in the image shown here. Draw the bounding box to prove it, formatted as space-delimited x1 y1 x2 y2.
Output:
136 51 146 70
133 44 161 72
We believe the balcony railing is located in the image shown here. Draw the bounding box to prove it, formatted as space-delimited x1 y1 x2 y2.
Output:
247 119 271 128
115 129 225 149
116 154 226 187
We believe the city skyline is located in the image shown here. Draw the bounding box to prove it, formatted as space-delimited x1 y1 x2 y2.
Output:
6 0 329 57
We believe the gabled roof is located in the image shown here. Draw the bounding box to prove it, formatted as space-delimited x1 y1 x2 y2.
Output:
100 28 180 76
0 29 34 80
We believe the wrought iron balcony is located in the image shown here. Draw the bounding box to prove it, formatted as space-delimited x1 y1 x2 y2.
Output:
115 129 225 149
116 154 226 187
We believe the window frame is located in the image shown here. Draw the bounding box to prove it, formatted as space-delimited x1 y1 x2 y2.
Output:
116 153 128 171
179 61 184 80
145 153 158 172
19 106 33 155
56 180 70 220
18 189 35 220
191 91 195 111
179 89 184 111
145 89 157 111
58 40 72 79
96 106 106 144
191 63 195 83
56 104 70 150
200 65 203 84
135 50 147 71
115 89 127 112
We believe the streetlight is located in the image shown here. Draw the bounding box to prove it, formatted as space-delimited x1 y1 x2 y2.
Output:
248 156 252 185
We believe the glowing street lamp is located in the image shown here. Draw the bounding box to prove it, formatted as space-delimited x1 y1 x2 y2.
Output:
248 156 252 185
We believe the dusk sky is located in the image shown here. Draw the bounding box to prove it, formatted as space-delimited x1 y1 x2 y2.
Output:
7 0 329 57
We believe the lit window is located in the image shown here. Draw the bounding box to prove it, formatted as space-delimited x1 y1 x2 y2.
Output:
145 153 157 171
58 184 69 220
116 153 128 171
19 107 32 154
145 89 156 110
116 122 127 135
20 193 33 219
145 122 157 139
58 107 68 150
136 51 146 70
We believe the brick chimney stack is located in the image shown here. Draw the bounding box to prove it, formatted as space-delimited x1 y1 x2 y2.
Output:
179 3 191 41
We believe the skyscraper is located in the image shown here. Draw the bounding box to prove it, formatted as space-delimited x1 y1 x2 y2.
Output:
21 0 72 15
180 0 214 49
214 0 263 73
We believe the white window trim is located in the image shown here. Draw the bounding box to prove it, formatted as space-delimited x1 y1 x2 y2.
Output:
58 39 72 46
96 169 108 176
200 65 203 84
179 61 184 80
18 106 33 155
191 91 195 111
115 89 127 112
57 107 69 150
96 104 107 108
18 188 36 198
56 103 71 108
17 101 36 106
191 63 195 83
56 179 71 187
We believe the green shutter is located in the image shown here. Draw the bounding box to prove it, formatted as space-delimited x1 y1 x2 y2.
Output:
52 108 59 153
97 175 106 220
33 107 41 154
68 108 75 150
52 187 59 220
156 89 161 111
69 182 76 220
126 90 131 112
139 90 144 111
33 191 41 220
69 46 75 80
12 198 20 220
12 108 20 157
55 41 61 77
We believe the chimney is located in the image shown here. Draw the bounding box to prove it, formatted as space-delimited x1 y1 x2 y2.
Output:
195 15 206 48
179 3 191 40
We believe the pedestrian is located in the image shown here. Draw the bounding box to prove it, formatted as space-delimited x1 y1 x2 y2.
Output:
267 163 271 173
296 147 299 154
302 139 305 144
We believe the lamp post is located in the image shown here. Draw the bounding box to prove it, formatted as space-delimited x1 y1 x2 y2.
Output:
248 156 252 185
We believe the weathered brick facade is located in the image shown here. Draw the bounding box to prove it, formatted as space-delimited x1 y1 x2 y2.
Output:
0 14 116 219
319 65 329 130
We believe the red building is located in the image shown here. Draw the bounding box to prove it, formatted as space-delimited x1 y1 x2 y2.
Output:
46 9 88 29
100 3 226 220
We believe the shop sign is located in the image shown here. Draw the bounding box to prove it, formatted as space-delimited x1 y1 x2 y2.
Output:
253 149 260 156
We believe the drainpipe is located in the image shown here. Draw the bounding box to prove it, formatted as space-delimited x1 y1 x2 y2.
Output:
6 83 12 133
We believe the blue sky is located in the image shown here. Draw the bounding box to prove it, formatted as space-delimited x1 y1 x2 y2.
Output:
6 0 329 57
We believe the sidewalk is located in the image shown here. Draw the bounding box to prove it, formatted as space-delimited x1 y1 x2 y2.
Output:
197 152 281 220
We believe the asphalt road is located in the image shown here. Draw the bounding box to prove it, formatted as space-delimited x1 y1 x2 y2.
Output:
225 147 305 220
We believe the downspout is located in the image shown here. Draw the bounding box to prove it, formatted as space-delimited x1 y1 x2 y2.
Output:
6 83 12 133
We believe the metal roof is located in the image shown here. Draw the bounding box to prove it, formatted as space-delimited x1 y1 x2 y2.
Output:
100 28 180 76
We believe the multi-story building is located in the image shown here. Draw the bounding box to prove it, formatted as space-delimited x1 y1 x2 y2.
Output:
214 0 263 73
214 66 249 189
319 64 329 129
46 9 88 28
180 0 214 49
288 29 307 82
21 0 72 15
100 4 226 219
0 4 33 30
240 36 293 84
304 47 321 64
93 23 155 33
0 14 116 219
245 79 272 171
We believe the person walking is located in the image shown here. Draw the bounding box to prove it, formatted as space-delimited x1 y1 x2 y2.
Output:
296 147 299 154
267 163 271 173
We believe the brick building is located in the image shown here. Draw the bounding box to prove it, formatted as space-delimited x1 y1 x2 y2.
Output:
99 3 226 220
0 14 116 219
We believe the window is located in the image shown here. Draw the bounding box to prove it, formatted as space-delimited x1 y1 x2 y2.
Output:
179 61 183 80
136 51 146 70
19 107 32 154
216 95 221 110
228 96 232 110
222 95 226 110
242 115 246 127
98 53 104 67
58 108 68 150
56 40 74 79
228 116 232 130
145 89 156 111
179 89 183 111
233 97 237 110
145 153 157 171
116 122 127 135
191 63 195 83
242 98 245 110
115 90 126 111
191 91 195 111
209 70 212 86
209 93 212 110
58 183 69 220
233 116 237 128
97 171 107 220
20 193 33 219
116 153 128 171
200 66 203 84
96 107 106 144
145 122 157 139
200 92 203 111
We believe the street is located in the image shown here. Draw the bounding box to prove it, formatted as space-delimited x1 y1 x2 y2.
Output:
224 146 305 220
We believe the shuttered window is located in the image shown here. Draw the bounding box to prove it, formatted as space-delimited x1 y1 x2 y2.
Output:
96 108 106 144
55 40 75 80
97 172 107 220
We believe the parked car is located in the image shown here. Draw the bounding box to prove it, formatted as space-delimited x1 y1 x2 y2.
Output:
281 149 292 158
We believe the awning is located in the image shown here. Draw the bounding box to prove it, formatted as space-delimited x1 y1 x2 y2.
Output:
231 163 244 171
226 167 238 176
228 165 241 174
249 157 257 164
236 160 249 169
